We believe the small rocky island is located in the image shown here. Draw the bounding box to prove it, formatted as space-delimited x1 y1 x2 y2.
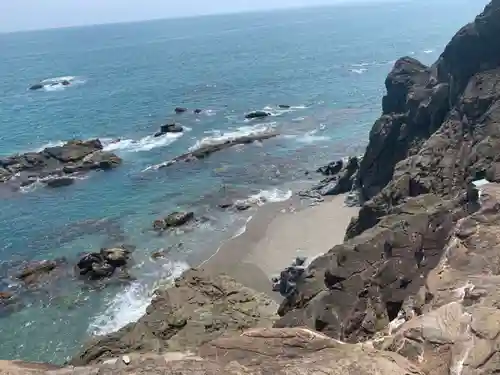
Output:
0 139 122 190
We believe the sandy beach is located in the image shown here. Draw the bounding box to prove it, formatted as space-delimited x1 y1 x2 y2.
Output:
202 194 359 297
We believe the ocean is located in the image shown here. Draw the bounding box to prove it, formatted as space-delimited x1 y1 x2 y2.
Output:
0 0 487 364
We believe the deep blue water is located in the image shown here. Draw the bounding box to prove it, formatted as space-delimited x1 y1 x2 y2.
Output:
0 0 488 363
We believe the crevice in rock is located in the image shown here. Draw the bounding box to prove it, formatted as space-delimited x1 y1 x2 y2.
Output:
386 300 404 321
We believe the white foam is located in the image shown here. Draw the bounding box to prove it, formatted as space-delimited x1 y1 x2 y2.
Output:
188 123 276 152
39 75 86 91
423 49 434 54
231 215 253 239
88 260 188 336
33 141 65 152
239 188 292 207
102 132 184 153
284 129 330 144
350 68 367 74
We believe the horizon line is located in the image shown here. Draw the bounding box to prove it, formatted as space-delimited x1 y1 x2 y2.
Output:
0 0 411 35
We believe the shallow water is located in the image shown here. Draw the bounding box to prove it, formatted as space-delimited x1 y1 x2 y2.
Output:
0 0 488 363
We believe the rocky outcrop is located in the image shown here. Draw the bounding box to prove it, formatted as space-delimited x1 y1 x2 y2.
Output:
275 193 471 342
374 182 500 375
71 268 278 366
154 130 279 169
301 156 361 201
349 1 500 238
0 139 122 190
1 328 424 374
276 0 500 352
77 246 133 280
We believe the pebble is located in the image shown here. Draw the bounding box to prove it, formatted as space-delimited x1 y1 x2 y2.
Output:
122 355 131 365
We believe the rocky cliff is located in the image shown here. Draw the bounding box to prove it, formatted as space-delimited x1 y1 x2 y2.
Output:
278 0 500 357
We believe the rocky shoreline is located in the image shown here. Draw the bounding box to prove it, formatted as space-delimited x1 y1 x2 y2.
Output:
4 1 500 374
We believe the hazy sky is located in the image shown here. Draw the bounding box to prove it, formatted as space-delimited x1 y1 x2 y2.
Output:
0 0 384 33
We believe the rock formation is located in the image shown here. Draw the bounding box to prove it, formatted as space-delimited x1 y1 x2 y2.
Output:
71 268 278 366
276 3 500 373
0 139 122 190
153 130 279 169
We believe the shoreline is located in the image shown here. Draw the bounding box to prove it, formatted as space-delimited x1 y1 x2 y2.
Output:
200 193 359 298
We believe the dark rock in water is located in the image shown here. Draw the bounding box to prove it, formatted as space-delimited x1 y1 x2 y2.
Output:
317 160 343 176
77 246 132 280
0 139 122 191
45 176 75 188
156 130 279 168
304 156 361 199
174 107 188 114
154 123 184 137
165 211 194 227
278 105 291 109
194 109 203 114
153 211 195 231
61 80 70 86
234 202 252 211
29 83 44 91
245 111 271 119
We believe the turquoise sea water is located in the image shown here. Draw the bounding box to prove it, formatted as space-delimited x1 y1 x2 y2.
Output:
0 0 488 364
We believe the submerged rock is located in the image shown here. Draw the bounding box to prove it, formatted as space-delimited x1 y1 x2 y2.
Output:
154 123 184 137
153 211 195 231
245 110 271 119
194 108 203 114
28 83 44 91
278 104 291 109
174 107 188 114
16 260 61 286
44 176 75 188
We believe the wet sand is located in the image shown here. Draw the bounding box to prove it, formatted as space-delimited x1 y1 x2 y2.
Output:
202 194 359 297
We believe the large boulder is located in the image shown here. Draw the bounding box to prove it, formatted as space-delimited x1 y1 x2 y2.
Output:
154 123 184 137
70 268 278 366
43 140 103 163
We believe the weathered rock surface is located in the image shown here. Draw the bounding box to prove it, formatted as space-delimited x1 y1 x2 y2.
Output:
376 183 500 375
275 193 470 342
0 139 121 190
71 268 279 366
1 328 424 374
